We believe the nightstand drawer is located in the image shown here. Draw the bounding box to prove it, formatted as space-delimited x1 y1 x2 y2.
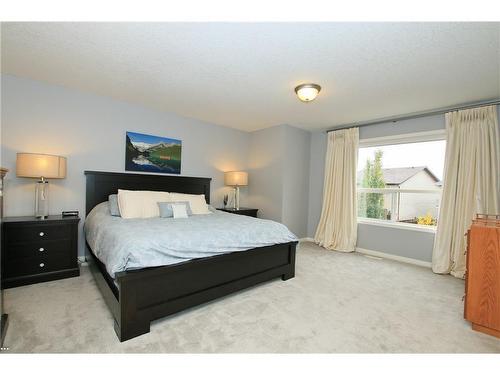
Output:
5 240 71 261
5 223 72 244
4 253 74 278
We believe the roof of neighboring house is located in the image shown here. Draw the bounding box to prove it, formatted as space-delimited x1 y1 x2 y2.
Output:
357 166 440 186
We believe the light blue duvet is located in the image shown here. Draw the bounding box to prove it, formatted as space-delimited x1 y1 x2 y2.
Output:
84 202 297 278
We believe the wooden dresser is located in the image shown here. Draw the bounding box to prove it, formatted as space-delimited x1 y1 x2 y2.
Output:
464 214 500 338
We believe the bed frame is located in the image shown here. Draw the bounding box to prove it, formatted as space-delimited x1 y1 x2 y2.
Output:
84 171 297 342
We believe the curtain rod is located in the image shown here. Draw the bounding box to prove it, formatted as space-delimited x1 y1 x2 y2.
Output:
326 98 500 133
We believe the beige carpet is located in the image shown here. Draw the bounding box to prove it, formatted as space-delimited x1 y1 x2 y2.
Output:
3 241 500 353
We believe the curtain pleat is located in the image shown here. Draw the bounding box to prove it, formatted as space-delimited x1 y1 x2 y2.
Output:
314 127 359 251
432 106 499 278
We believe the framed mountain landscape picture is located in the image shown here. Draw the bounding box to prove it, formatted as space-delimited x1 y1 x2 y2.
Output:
125 131 182 174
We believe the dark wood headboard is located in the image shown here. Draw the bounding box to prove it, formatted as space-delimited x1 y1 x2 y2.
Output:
84 171 211 215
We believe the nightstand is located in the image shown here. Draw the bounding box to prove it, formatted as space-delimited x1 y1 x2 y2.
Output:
217 207 258 218
1 215 80 288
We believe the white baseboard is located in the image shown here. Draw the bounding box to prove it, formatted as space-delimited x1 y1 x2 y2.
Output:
300 239 432 268
356 247 432 268
299 237 314 243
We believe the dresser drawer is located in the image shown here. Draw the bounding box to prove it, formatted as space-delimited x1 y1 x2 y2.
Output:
4 252 75 278
5 223 72 244
5 239 72 261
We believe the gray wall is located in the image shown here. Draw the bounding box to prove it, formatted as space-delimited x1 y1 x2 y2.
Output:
247 124 311 237
1 75 251 255
2 74 497 260
307 131 328 237
281 125 311 237
306 113 449 262
247 125 285 222
356 223 436 262
358 114 445 139
1 74 313 257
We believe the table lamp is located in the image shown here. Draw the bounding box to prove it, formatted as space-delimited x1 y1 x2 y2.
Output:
224 171 248 210
16 153 67 218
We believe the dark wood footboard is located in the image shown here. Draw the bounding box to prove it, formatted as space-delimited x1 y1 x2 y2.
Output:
87 241 297 342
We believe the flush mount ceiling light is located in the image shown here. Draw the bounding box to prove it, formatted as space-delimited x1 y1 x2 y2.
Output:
294 83 321 102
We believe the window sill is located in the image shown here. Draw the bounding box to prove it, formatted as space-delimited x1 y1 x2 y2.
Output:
357 218 437 233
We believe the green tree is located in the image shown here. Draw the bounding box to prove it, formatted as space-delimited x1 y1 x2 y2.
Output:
359 150 386 219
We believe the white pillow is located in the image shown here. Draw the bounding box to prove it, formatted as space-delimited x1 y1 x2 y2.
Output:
172 203 189 219
117 189 171 219
168 193 211 215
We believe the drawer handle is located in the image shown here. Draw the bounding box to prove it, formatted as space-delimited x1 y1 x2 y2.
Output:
39 232 45 237
39 263 45 268
39 247 45 252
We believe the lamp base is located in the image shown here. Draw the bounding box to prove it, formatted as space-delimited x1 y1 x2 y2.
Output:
35 179 49 218
233 186 240 210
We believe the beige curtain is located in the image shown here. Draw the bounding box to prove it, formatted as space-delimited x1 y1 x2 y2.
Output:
315 127 359 251
432 106 500 278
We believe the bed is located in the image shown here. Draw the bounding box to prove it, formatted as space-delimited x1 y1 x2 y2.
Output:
84 171 298 342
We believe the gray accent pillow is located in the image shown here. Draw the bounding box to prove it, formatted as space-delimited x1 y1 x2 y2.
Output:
108 194 121 216
158 201 193 218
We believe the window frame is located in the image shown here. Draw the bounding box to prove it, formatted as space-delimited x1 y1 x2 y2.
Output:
357 129 446 233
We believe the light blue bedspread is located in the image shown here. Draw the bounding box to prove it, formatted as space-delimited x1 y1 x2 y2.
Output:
84 202 297 278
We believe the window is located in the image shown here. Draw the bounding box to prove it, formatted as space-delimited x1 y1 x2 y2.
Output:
357 131 446 232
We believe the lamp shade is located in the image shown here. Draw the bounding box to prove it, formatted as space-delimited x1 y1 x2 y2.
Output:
16 153 67 179
224 171 248 186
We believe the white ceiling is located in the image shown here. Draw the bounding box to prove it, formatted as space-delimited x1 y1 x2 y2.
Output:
2 22 499 132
